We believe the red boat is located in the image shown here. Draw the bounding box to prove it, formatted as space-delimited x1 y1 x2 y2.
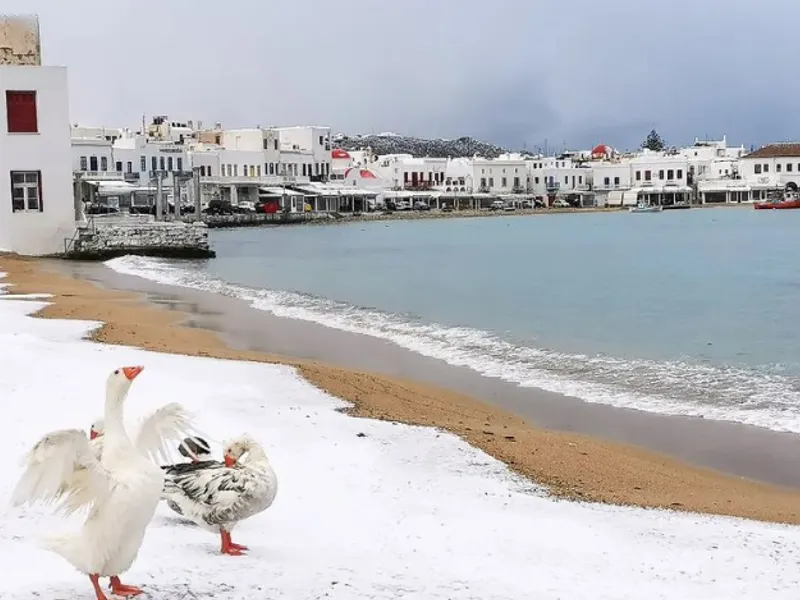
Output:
754 192 800 210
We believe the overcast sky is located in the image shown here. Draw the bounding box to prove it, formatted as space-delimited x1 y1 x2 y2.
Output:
7 0 797 151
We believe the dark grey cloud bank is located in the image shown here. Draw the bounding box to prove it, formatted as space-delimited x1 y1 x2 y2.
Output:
9 0 797 150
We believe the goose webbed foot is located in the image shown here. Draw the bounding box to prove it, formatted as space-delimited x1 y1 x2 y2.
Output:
89 574 108 600
109 575 143 596
220 529 248 555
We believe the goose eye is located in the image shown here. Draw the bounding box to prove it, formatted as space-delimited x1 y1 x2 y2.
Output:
114 369 119 375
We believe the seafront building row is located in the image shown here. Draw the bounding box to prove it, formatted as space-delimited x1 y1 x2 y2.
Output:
1 13 799 258
71 121 795 214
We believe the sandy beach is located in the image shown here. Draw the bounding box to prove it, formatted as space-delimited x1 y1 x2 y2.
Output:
3 254 800 525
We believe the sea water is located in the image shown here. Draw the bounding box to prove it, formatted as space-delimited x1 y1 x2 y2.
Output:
106 208 800 433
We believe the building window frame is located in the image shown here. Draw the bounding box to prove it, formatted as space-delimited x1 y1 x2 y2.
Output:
6 91 38 133
10 170 43 212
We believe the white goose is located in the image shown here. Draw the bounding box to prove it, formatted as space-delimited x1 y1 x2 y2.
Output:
162 434 278 555
11 366 197 600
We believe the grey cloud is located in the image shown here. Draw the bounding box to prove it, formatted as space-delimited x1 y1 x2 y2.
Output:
7 0 800 150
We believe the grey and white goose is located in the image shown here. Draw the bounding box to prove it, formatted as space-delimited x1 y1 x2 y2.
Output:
161 434 278 555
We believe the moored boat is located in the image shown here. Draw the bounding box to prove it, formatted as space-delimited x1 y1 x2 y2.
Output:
629 202 663 213
754 193 800 210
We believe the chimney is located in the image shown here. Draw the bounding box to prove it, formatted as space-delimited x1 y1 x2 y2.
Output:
0 14 41 65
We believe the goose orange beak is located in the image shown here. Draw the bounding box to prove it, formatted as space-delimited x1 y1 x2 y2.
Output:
89 430 99 440
224 454 236 468
122 366 144 380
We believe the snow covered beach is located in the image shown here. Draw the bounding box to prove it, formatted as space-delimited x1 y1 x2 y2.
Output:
0 285 799 599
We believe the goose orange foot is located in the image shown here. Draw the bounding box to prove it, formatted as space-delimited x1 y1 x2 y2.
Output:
220 529 248 555
109 576 143 596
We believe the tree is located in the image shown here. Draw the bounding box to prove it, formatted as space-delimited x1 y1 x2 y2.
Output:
642 129 666 152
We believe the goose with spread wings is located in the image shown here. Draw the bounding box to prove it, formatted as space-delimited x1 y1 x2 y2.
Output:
10 366 198 600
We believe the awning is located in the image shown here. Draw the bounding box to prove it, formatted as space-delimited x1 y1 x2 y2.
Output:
259 186 304 196
85 180 138 197
622 190 640 206
607 190 624 206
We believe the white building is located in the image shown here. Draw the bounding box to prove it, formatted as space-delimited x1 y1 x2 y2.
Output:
598 151 691 207
472 154 528 194
529 154 593 205
0 15 75 255
736 144 800 202
275 126 332 181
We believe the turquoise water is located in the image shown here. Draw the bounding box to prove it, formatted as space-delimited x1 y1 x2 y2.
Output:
107 208 800 433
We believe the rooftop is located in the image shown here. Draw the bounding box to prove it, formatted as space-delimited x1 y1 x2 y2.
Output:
743 144 800 159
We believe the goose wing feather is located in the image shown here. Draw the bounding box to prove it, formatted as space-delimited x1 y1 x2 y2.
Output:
163 465 274 527
10 428 115 516
134 402 197 464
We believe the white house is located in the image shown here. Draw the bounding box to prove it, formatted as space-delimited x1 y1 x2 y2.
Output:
625 151 691 207
529 154 592 205
0 15 75 255
274 126 332 181
472 154 528 195
591 160 632 206
736 144 800 202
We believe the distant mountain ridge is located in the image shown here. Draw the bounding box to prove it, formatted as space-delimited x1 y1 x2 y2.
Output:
333 133 508 159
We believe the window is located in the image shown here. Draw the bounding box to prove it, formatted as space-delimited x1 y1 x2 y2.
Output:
167 157 173 171
614 176 620 185
644 170 651 181
126 161 132 173
777 163 782 173
274 140 278 150
480 177 487 188
763 164 769 173
159 157 165 171
667 169 674 180
140 156 146 172
249 166 255 177
564 176 568 184
788 163 793 173
534 176 540 184
488 177 494 187
677 169 683 179
234 164 238 176
115 161 122 172
151 157 157 172
501 177 507 187
755 164 762 174
635 170 641 181
658 170 664 180
11 171 42 212
513 176 520 188
6 91 37 133
578 175 583 184
604 177 610 186
302 164 307 177
100 157 108 171
177 157 183 171
80 156 87 170
257 165 261 177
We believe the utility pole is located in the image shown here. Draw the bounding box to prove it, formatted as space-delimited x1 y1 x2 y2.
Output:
155 172 164 221
193 167 202 217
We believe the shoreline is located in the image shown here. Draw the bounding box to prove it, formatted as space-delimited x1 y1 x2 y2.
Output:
3 254 800 525
254 202 751 228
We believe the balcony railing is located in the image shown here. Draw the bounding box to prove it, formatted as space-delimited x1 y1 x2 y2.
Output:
75 170 125 180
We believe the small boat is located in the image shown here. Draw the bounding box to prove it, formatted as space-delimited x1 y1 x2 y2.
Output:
754 191 800 210
629 202 663 213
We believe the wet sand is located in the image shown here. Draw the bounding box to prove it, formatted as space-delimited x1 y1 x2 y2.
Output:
4 255 800 524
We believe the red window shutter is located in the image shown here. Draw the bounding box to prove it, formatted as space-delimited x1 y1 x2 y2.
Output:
6 91 38 133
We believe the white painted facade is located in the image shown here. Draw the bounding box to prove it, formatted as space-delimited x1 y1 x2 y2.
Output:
0 65 75 255
443 158 472 193
472 156 528 194
275 126 331 180
527 155 592 203
370 154 447 190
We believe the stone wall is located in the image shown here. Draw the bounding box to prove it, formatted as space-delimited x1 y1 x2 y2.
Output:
0 15 41 65
67 220 215 260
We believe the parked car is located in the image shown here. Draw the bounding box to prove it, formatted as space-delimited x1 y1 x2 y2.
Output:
489 200 505 211
202 199 235 215
442 204 454 212
413 200 431 211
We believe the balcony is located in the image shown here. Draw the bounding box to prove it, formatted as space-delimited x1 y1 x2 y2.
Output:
199 174 309 186
75 170 125 180
404 180 432 191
